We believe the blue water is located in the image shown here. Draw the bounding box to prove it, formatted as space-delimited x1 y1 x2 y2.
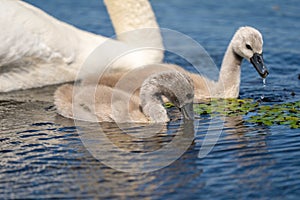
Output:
1 0 300 199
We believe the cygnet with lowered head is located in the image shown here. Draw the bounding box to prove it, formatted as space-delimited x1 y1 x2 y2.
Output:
54 69 194 123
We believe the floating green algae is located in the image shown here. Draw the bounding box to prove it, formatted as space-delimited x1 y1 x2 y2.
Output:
193 99 300 129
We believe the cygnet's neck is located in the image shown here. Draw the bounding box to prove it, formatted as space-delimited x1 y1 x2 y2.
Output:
140 80 169 122
217 43 243 98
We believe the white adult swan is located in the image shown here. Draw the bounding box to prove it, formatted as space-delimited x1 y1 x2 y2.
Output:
0 0 163 92
54 70 194 123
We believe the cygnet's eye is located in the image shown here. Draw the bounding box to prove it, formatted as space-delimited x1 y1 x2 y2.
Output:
246 44 253 50
173 98 180 105
186 93 193 99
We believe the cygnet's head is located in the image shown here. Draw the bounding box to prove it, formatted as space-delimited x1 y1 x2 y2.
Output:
141 70 195 121
164 71 195 120
232 26 269 78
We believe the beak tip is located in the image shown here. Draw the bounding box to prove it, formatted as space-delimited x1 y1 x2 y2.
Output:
181 103 194 121
261 70 269 78
261 66 269 78
251 53 269 79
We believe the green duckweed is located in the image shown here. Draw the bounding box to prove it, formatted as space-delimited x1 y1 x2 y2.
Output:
166 99 300 129
195 99 300 129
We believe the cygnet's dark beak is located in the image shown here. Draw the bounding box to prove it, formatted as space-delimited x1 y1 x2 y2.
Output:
250 53 269 78
181 103 194 121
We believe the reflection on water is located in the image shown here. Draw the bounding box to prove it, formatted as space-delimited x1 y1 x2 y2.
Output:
76 119 194 173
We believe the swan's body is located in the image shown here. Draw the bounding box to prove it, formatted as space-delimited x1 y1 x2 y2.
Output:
95 27 268 102
0 0 163 92
54 69 194 123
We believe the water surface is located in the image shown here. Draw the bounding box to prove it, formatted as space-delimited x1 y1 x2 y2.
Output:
1 0 300 199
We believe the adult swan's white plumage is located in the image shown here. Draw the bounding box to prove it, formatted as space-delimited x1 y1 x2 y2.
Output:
0 0 163 92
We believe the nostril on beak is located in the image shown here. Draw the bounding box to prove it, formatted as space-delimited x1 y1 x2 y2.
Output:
258 56 262 63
